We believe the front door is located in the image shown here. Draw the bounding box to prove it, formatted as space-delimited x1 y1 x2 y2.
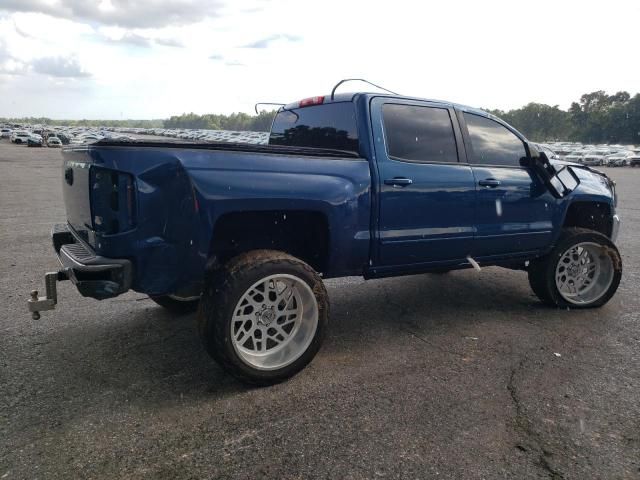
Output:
459 111 556 257
371 98 477 267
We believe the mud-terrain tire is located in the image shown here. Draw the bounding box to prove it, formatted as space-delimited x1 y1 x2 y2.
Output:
528 228 621 308
149 294 200 314
198 250 329 385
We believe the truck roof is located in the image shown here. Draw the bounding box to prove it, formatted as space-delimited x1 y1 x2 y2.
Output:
283 92 490 118
280 91 519 140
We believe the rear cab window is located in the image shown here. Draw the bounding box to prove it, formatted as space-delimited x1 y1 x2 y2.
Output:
269 102 359 154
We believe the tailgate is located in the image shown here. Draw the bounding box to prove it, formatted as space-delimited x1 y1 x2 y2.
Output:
62 148 136 248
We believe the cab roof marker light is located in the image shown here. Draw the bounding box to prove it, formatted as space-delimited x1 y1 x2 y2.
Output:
298 96 324 108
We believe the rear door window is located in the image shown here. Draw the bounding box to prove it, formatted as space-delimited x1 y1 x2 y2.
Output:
382 104 459 163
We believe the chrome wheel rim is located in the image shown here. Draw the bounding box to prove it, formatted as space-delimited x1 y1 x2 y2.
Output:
231 274 318 370
555 242 614 305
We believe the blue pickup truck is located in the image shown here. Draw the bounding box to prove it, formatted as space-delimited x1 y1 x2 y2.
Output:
29 88 622 384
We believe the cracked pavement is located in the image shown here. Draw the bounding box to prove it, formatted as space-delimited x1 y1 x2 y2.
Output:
1 141 639 479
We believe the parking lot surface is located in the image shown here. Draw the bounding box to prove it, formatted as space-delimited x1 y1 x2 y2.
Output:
1 140 639 479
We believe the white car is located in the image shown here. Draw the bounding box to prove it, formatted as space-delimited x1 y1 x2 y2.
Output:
564 152 584 163
582 152 608 166
1 128 11 138
47 137 62 147
10 131 31 144
606 151 635 167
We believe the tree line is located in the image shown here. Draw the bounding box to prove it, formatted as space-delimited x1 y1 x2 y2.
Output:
489 91 640 144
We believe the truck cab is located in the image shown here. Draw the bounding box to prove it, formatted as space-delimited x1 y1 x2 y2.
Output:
269 93 619 276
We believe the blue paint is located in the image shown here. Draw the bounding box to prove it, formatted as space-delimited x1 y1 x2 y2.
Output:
60 93 616 297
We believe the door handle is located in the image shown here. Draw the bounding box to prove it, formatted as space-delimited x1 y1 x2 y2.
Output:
384 177 413 187
478 178 501 188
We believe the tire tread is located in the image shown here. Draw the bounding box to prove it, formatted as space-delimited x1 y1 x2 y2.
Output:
198 250 328 385
528 227 621 309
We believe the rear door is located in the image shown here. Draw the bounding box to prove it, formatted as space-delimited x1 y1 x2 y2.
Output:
371 97 477 267
459 111 556 257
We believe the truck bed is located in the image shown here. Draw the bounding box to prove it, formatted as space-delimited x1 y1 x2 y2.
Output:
60 139 372 295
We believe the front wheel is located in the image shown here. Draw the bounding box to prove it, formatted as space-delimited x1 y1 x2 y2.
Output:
528 228 622 308
198 250 328 385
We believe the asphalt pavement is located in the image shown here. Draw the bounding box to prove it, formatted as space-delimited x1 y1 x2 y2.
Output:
1 140 639 479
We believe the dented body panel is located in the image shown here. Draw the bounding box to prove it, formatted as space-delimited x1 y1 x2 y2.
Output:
61 144 371 295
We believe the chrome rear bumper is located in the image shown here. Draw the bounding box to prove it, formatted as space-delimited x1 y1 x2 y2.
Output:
27 223 133 319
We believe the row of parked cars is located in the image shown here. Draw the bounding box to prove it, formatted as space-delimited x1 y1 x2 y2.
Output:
1 128 58 147
1 123 270 146
543 142 640 167
0 124 136 148
120 126 270 144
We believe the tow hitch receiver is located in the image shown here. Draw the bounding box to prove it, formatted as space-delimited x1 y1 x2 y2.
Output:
28 269 70 320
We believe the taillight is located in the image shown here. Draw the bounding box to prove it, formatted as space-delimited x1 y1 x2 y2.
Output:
126 176 135 227
91 167 136 234
298 96 324 108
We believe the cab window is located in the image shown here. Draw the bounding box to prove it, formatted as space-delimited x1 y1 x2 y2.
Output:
464 113 526 167
382 104 458 163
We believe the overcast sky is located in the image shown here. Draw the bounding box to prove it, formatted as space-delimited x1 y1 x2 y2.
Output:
0 0 638 119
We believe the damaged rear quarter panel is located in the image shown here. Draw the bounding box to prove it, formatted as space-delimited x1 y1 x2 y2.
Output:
86 145 371 295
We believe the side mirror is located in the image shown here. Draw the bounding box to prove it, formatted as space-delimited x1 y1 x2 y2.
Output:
521 145 580 198
549 165 579 195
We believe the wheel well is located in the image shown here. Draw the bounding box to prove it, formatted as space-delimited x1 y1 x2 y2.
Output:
563 202 612 237
210 210 329 273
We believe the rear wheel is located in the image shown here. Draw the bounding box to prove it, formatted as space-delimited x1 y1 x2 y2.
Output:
528 228 621 308
198 250 328 385
149 294 200 314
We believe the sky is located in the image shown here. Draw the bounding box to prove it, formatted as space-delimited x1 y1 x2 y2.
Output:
0 0 638 119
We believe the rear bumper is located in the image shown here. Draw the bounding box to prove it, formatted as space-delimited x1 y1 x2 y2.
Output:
52 223 133 300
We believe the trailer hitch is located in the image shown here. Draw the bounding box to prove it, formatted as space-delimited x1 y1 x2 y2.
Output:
27 269 70 320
